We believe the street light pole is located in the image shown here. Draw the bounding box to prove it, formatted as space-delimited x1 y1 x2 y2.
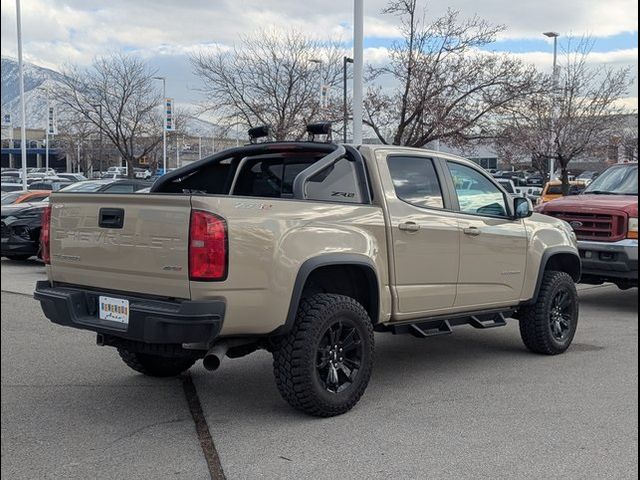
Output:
77 136 81 173
153 76 167 173
45 104 49 174
16 0 28 190
343 56 353 142
97 104 103 175
544 31 560 181
309 58 324 109
235 115 240 147
353 0 364 145
176 135 180 168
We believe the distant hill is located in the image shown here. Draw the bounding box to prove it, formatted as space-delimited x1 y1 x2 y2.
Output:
1 57 228 139
1 57 67 129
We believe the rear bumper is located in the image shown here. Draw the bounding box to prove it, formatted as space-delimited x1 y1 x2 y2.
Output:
577 239 638 282
34 281 224 344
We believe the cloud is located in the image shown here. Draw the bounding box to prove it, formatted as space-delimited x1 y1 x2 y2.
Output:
2 0 638 69
1 0 636 107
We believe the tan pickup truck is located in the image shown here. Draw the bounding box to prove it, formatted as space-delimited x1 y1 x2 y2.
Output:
35 134 581 417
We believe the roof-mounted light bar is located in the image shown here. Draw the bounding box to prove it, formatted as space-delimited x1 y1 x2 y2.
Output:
306 121 332 142
248 125 270 144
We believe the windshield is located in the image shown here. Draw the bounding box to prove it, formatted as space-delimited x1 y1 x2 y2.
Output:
584 165 638 195
60 181 104 192
1 191 22 205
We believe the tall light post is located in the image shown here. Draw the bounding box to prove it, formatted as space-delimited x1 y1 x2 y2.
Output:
544 31 559 181
343 56 354 142
16 0 28 190
176 134 180 168
235 114 240 147
45 90 50 173
91 103 104 174
309 58 324 109
153 76 167 173
353 0 364 145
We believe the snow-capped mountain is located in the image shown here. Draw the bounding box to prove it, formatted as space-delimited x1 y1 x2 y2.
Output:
1 57 66 129
1 57 226 138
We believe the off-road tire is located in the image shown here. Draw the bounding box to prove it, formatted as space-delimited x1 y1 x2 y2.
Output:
272 293 374 417
4 254 32 261
118 348 196 377
518 271 579 355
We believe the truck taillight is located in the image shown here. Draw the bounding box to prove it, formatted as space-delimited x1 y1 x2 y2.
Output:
40 205 52 264
189 210 227 281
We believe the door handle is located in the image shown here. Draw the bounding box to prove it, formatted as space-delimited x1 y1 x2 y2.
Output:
99 208 125 229
398 222 420 232
463 227 481 236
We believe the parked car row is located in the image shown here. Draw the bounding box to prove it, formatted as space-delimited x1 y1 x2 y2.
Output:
1 169 89 192
1 178 152 261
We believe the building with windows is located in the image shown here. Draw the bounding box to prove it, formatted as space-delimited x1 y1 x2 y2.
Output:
0 126 66 170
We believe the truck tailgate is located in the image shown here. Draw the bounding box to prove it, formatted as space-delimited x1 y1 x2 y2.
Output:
49 193 191 299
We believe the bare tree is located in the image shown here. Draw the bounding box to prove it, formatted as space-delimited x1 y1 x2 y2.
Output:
613 115 639 163
191 29 345 141
499 37 633 193
365 0 545 147
52 54 163 177
54 108 100 175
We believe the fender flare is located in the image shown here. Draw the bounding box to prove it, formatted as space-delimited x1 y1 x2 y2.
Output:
524 247 581 304
272 254 380 336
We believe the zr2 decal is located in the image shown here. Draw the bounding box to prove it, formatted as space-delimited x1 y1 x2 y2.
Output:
331 191 356 198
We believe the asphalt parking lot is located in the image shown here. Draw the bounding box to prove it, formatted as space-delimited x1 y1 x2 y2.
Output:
1 258 638 479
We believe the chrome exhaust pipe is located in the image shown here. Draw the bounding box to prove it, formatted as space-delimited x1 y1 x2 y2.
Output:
202 342 229 371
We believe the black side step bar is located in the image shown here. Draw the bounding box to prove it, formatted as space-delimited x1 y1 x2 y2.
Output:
408 320 453 338
385 310 513 337
469 312 507 329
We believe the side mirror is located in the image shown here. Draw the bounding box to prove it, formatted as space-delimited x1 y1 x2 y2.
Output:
513 196 534 219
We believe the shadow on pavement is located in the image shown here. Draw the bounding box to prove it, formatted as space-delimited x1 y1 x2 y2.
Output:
578 286 638 314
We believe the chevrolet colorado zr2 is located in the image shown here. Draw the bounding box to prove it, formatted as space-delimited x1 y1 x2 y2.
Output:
35 129 581 416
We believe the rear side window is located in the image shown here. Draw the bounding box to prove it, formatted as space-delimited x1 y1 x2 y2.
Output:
234 159 313 198
387 156 444 209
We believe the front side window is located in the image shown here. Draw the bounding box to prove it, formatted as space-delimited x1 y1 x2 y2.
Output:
387 156 444 209
448 162 508 217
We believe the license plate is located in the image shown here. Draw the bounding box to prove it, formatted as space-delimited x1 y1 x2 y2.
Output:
98 296 130 325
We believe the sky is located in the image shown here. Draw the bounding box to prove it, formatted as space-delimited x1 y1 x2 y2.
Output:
1 0 638 109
